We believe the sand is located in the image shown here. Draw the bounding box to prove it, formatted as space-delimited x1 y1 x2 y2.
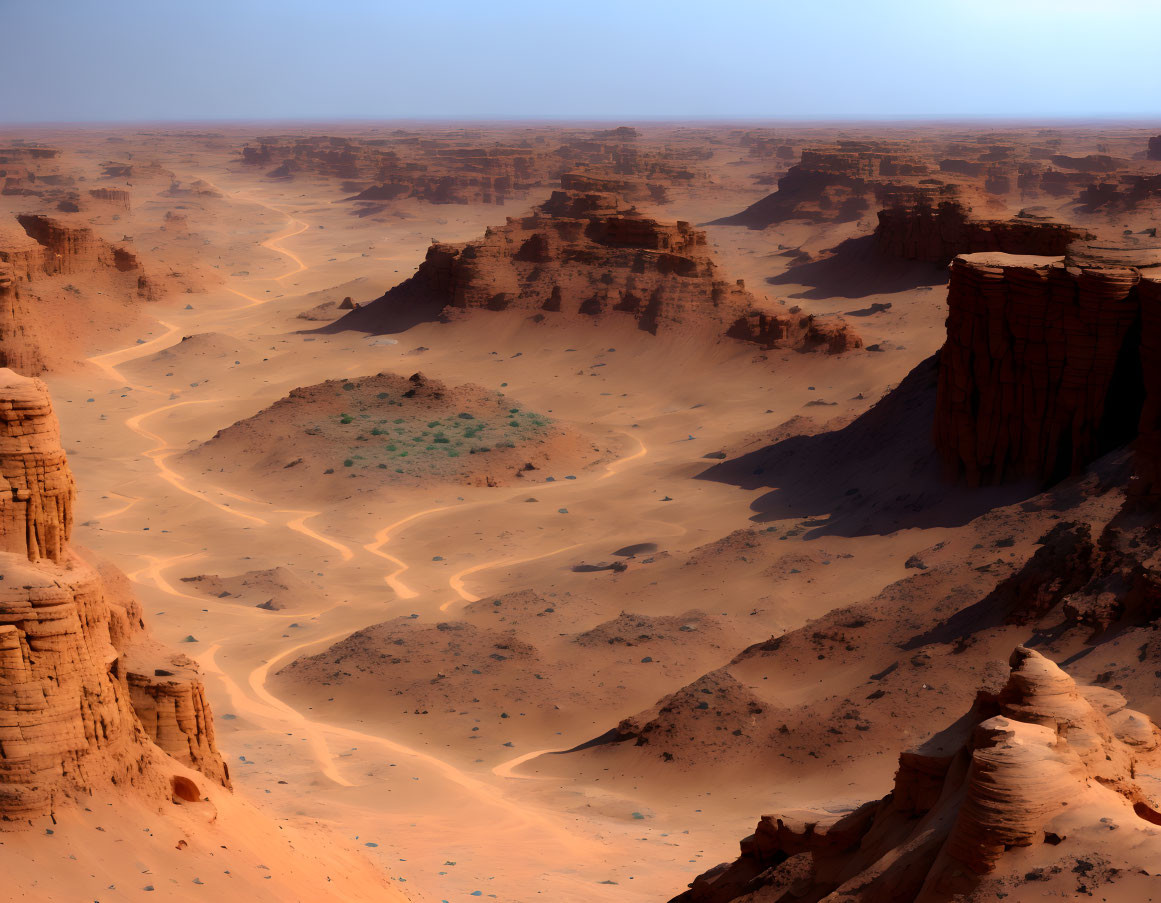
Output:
2 121 1157 901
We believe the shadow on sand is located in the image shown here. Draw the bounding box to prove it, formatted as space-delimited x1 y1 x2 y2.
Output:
696 355 1037 538
767 235 948 301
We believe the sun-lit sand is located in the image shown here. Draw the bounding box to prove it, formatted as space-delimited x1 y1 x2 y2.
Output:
3 120 1161 901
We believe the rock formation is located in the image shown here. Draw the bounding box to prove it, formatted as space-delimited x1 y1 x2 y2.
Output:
87 187 131 210
874 190 1092 263
0 369 228 823
711 142 929 228
0 146 69 201
244 134 560 205
331 184 860 353
242 129 716 209
1149 136 1161 162
673 647 1161 903
0 214 157 373
934 243 1161 485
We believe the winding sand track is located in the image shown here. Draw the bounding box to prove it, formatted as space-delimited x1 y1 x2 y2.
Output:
76 177 666 892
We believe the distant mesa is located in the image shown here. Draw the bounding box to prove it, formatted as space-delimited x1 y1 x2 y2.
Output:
710 142 931 228
873 185 1093 264
324 180 861 354
240 129 706 208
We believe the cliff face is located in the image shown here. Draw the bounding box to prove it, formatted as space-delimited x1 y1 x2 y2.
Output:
11 215 147 281
0 369 228 824
1149 136 1161 161
0 372 75 561
87 187 131 210
0 215 156 374
874 196 1091 263
0 277 40 380
672 647 1161 903
934 246 1161 486
711 142 929 228
333 186 861 353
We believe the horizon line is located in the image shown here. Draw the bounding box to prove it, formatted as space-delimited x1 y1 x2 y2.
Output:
3 113 1161 130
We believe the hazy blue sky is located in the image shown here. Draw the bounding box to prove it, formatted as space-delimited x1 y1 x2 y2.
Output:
3 0 1160 123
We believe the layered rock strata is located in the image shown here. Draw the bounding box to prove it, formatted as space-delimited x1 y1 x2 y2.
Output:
711 142 929 228
875 195 1091 263
673 647 1161 903
0 215 156 373
334 186 860 352
934 244 1161 485
0 369 228 823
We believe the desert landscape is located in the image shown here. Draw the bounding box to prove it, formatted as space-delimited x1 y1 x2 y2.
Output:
3 4 1161 902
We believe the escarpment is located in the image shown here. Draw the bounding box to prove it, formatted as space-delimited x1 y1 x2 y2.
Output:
874 190 1092 263
0 214 157 373
673 647 1161 903
934 243 1161 486
711 142 929 228
330 184 860 353
0 369 228 824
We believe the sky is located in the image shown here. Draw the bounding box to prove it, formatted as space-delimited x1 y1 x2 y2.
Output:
2 0 1160 124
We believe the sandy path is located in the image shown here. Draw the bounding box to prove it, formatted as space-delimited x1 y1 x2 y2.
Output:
363 505 456 599
67 174 706 900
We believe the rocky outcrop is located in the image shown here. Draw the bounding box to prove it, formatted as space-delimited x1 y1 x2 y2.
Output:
0 215 157 373
0 276 41 375
1149 136 1161 162
0 146 68 200
673 647 1161 903
332 184 860 353
1076 173 1161 213
711 143 928 228
0 373 75 562
12 215 144 281
126 664 229 787
246 135 559 205
934 244 1161 485
1049 153 1128 173
875 193 1092 263
0 370 228 823
87 187 131 210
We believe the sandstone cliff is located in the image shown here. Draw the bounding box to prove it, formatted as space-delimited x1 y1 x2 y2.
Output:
0 369 228 823
673 647 1161 903
0 214 157 373
874 191 1091 263
934 244 1161 485
330 185 860 353
711 142 929 228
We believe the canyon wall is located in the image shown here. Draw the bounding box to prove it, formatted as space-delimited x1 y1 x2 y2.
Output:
934 245 1161 486
875 196 1092 263
0 369 228 823
0 215 156 373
